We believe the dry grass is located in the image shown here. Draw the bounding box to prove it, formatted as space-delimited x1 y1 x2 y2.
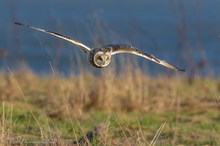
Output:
0 67 220 145
2 67 218 116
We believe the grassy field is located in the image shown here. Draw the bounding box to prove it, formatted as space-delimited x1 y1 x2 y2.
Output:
0 67 220 145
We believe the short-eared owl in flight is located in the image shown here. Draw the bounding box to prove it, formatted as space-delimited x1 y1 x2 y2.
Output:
15 22 185 71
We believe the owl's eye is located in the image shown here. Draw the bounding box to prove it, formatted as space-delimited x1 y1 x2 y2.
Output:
98 56 103 60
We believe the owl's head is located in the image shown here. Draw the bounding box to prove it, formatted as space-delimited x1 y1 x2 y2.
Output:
93 51 111 68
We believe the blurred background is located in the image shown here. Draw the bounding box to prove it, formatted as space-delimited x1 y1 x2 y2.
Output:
0 0 220 76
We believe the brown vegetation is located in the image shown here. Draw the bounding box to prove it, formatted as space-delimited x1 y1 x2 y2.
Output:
0 67 220 145
0 67 219 118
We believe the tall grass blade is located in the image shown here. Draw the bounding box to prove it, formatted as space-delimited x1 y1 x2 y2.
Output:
149 122 166 146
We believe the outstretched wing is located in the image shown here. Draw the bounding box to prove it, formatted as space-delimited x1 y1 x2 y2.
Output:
109 44 185 71
14 22 91 53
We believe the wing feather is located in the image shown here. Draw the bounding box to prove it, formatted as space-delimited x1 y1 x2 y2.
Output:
110 44 185 71
14 22 91 53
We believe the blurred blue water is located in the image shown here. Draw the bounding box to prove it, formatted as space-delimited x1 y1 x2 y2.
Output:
0 0 220 76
